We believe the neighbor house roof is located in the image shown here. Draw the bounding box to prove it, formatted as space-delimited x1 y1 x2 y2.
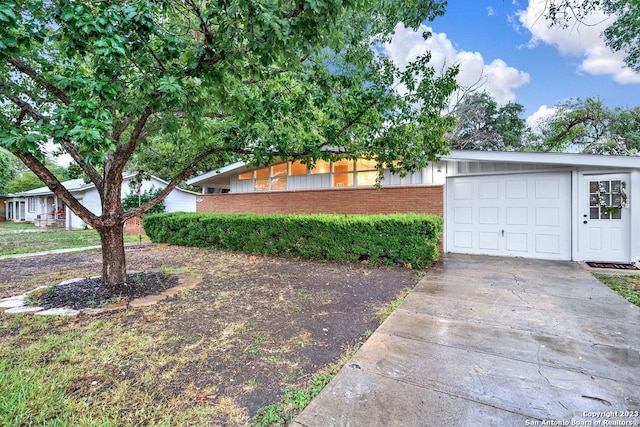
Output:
17 178 92 196
16 173 199 197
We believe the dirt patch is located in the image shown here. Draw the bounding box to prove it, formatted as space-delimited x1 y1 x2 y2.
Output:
0 244 420 425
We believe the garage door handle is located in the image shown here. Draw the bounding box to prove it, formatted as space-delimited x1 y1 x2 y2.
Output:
583 220 588 224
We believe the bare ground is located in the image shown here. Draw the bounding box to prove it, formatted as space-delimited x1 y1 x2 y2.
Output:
0 244 419 425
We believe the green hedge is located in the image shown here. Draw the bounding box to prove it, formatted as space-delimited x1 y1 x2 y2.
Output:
144 213 442 269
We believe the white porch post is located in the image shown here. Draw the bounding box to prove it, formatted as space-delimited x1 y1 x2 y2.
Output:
630 170 640 265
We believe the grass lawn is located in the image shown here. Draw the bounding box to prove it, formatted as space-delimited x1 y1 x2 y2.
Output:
0 312 358 427
0 244 416 426
594 273 640 308
0 222 148 256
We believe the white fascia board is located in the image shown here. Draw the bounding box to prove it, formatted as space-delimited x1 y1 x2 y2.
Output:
187 161 248 185
444 150 640 169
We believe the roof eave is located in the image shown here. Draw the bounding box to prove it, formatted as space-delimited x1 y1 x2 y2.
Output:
187 161 249 186
444 150 640 168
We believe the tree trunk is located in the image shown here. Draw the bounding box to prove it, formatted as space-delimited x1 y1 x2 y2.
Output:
97 223 128 288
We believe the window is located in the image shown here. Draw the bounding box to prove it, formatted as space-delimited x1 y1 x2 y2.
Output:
271 163 287 177
249 164 290 191
356 159 378 186
234 158 383 191
255 168 269 179
357 172 378 186
254 167 269 191
332 159 353 173
28 197 36 213
268 164 286 190
333 173 353 187
310 160 331 174
332 160 354 187
589 180 624 220
271 177 287 190
206 187 229 194
289 161 307 176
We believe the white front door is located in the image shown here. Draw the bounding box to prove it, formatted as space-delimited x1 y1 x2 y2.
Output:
446 172 572 260
579 174 630 263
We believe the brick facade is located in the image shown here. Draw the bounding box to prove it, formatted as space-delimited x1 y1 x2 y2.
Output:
124 216 145 235
196 185 444 216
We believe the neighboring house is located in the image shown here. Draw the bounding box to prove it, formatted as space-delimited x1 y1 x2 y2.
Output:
3 195 26 222
7 173 198 230
187 150 640 265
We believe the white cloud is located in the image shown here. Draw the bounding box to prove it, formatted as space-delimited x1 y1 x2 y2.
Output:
487 7 494 17
526 104 557 132
517 0 640 84
44 139 72 167
383 24 531 105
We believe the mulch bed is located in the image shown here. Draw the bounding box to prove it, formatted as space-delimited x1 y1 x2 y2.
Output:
31 271 179 310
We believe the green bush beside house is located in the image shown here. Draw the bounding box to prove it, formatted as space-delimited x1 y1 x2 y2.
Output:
144 213 442 269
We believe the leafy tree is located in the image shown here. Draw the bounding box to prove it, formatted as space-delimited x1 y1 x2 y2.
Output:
122 187 165 215
609 106 640 152
545 0 640 72
0 1 458 287
0 148 22 194
536 97 640 155
4 171 45 193
3 159 70 193
447 92 527 151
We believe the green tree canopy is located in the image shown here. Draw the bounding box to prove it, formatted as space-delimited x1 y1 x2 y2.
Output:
0 147 22 194
3 158 70 193
0 0 458 286
535 98 640 155
4 171 45 194
447 92 527 151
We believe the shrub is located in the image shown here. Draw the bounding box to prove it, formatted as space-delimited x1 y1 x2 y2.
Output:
144 213 442 268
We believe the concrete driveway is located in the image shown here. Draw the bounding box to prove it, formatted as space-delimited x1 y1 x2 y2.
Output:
293 254 640 426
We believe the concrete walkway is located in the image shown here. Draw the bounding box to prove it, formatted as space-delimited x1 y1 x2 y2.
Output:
0 245 102 261
293 254 640 426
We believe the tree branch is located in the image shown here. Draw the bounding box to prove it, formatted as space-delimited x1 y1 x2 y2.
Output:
7 57 72 105
336 99 378 138
15 108 27 126
106 106 154 183
110 117 133 144
1 82 104 188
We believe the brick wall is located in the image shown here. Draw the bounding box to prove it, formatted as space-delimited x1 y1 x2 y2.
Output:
196 185 444 216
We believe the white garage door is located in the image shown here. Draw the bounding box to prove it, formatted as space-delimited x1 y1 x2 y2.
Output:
445 172 572 260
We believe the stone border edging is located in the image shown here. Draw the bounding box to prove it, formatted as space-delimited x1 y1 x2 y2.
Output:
0 273 202 316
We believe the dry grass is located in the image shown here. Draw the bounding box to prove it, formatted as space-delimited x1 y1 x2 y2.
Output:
0 245 419 425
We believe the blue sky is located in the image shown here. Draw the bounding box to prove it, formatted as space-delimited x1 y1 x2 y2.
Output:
384 0 640 127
